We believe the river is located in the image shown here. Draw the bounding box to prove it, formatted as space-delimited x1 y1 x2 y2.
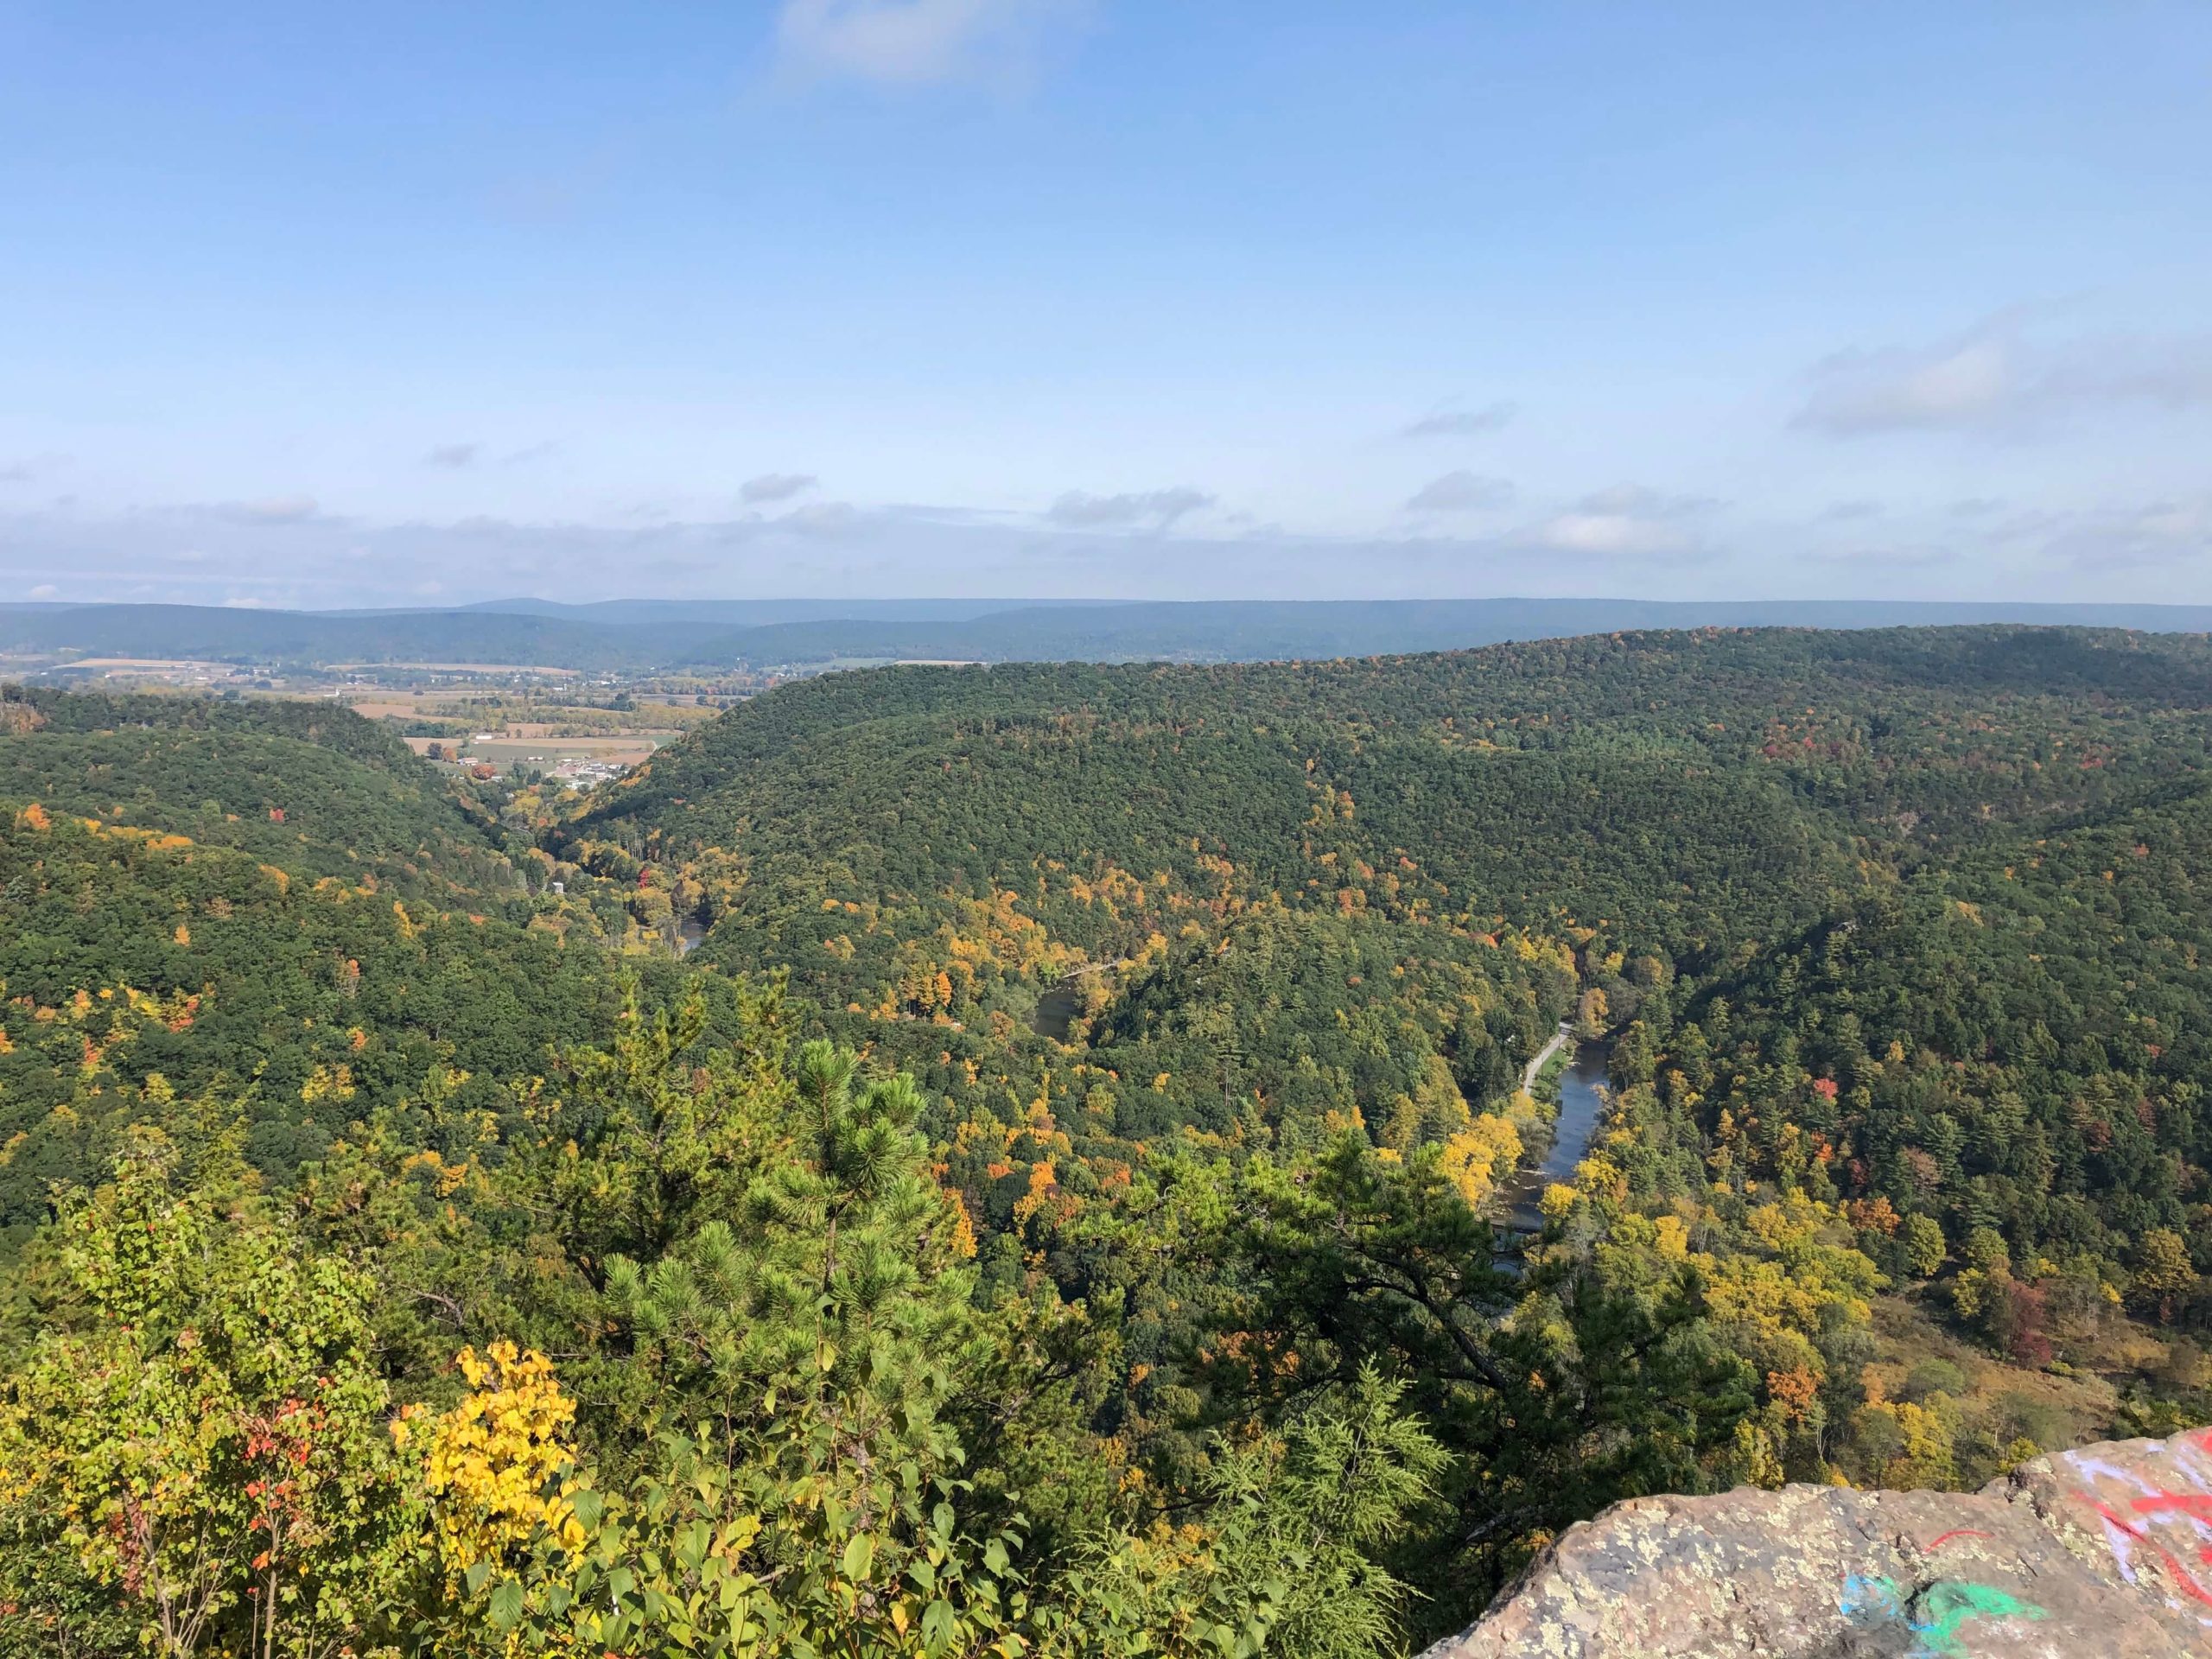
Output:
1496 1040 1612 1234
1031 981 1081 1040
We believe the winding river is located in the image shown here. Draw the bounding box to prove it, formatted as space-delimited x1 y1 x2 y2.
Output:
1020 969 1612 1237
1496 1040 1613 1235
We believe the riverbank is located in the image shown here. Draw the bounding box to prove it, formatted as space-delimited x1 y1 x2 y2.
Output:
1495 1038 1612 1235
1519 1022 1573 1096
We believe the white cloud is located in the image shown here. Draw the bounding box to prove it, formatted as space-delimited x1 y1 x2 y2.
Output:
1406 471 1513 513
1400 401 1516 439
1537 512 1690 556
1796 318 2212 435
0 453 69 485
1817 544 1956 570
776 0 1083 86
1046 486 1213 530
2038 499 2212 569
1531 484 1713 557
207 495 322 525
776 501 868 537
425 442 481 468
1577 483 1713 518
741 472 818 504
27 582 57 599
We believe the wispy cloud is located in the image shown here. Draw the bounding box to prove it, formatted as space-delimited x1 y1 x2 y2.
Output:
2037 499 2212 570
778 501 867 537
1796 316 2212 436
741 472 818 504
0 454 71 485
1406 471 1513 513
1532 485 1713 557
776 0 1085 86
1400 400 1516 439
1817 543 1956 570
425 442 482 468
1046 486 1213 530
204 495 323 525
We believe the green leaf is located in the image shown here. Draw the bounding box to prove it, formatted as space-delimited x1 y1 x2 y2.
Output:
465 1560 491 1596
487 1579 526 1630
677 1519 710 1573
921 1599 957 1654
842 1529 874 1582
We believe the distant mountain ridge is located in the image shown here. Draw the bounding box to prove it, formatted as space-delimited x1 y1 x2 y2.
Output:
448 596 1111 625
667 597 2212 669
5 595 2211 671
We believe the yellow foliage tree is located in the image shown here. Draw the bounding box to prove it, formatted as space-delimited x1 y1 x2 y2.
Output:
1435 1114 1522 1211
420 1342 588 1581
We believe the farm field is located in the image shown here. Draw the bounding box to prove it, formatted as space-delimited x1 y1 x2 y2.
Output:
402 732 664 767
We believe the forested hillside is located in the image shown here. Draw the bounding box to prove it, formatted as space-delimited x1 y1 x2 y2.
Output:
8 627 2212 1657
0 686 708 1235
0 685 522 891
553 626 2212 1622
566 628 2212 1143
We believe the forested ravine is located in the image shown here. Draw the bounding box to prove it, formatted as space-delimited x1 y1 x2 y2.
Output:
15 631 2212 1658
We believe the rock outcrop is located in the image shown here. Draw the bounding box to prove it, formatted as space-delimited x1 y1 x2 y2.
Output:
1426 1427 2212 1656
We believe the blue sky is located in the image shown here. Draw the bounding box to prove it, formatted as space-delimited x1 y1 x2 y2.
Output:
3 1 2210 606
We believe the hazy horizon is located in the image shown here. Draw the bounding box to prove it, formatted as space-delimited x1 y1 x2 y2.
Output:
5 3 2209 608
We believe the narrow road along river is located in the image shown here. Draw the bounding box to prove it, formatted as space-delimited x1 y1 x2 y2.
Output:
1519 1023 1572 1095
1496 1039 1613 1235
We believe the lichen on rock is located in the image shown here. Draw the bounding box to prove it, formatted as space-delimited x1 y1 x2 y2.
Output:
1425 1426 2212 1656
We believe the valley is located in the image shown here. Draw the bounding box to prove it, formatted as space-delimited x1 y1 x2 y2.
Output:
9 624 2212 1655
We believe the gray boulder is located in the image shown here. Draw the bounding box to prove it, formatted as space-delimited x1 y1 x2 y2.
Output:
1426 1427 2212 1656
